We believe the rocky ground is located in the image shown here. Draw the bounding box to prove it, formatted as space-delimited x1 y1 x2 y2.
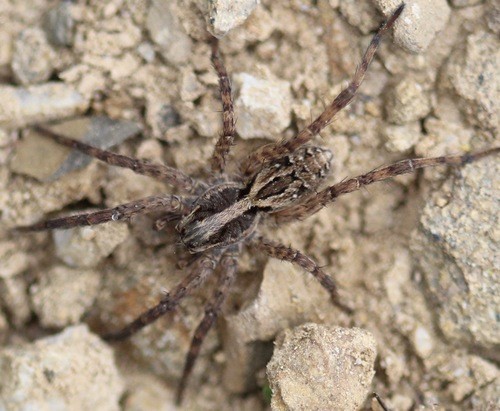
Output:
0 1 498 410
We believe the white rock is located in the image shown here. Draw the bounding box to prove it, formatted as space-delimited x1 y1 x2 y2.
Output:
234 72 292 139
0 325 124 411
30 265 101 328
147 0 192 65
53 221 129 268
207 0 260 38
0 83 88 129
267 324 377 411
375 0 451 53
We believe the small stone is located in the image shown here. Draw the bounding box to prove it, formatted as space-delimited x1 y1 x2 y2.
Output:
180 68 206 102
11 28 56 85
445 31 499 136
10 116 141 182
410 156 499 355
207 0 259 38
0 325 124 411
411 325 434 359
375 0 451 53
339 0 380 35
267 324 377 411
234 72 292 139
147 0 192 65
53 221 129 268
0 276 31 327
137 41 156 63
0 241 29 279
385 76 431 124
30 265 100 328
383 122 422 152
0 83 88 129
43 1 76 46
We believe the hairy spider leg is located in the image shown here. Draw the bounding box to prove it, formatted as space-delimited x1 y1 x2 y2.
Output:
32 125 202 193
103 250 223 341
241 4 405 176
251 236 352 313
16 195 188 231
210 38 236 174
176 247 239 404
272 148 500 223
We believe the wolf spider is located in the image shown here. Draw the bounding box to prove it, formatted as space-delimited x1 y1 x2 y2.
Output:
16 3 499 404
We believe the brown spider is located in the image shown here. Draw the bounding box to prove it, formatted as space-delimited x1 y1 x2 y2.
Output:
16 3 498 404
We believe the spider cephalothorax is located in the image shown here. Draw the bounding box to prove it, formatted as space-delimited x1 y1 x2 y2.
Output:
16 3 499 404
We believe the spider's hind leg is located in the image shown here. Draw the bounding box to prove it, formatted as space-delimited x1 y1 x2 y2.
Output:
103 250 223 341
176 247 239 404
250 235 352 313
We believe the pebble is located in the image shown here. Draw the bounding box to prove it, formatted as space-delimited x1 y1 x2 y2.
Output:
375 0 451 53
410 156 499 355
146 0 192 65
0 83 88 129
445 30 498 136
207 0 260 38
234 72 292 139
30 265 101 328
383 122 421 152
11 28 56 85
267 324 377 411
53 221 129 268
0 276 31 327
385 75 431 124
0 241 29 280
43 1 75 46
0 325 124 411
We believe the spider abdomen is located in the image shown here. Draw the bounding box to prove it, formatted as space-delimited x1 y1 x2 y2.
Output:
248 146 333 210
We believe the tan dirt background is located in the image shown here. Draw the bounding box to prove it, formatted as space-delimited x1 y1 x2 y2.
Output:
0 1 498 410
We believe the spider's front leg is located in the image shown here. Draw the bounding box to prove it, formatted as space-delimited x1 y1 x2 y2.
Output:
241 4 406 176
15 195 189 231
272 147 500 223
32 125 203 193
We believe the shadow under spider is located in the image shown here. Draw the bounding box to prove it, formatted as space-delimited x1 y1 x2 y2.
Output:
15 3 499 404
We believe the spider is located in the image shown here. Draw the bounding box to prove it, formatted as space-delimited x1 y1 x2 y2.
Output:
15 3 498 404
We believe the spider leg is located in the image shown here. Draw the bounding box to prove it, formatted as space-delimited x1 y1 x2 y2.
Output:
176 247 239 404
103 250 223 341
32 125 202 193
250 235 351 312
210 38 236 173
15 195 189 231
241 4 405 176
273 147 500 223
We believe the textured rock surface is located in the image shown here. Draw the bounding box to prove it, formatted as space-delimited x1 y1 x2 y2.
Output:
411 156 499 356
1 1 498 410
267 324 377 411
0 325 124 411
